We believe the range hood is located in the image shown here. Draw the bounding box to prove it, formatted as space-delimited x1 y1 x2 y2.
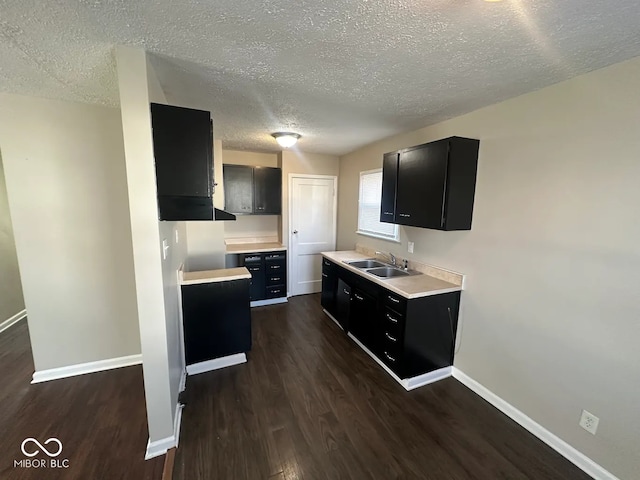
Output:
158 196 236 222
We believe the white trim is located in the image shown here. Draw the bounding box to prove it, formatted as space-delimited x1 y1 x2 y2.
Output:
348 332 452 391
323 309 343 330
0 309 27 334
452 368 620 480
288 173 338 297
356 230 402 243
251 297 288 308
145 402 184 460
179 368 187 393
186 353 247 376
31 354 142 384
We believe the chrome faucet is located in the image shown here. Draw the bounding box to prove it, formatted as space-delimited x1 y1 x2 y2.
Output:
375 251 397 266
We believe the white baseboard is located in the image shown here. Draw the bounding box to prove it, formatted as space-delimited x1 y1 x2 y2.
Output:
348 332 452 391
179 368 187 393
0 309 27 334
31 354 142 384
145 402 184 460
186 353 246 376
323 309 343 330
452 368 620 480
251 297 288 308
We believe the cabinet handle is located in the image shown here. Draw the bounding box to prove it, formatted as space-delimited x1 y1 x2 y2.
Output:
386 313 398 323
272 277 281 281
270 265 281 269
257 206 265 210
343 289 349 295
387 296 400 304
272 289 281 294
384 352 396 363
354 293 364 301
323 260 330 266
398 213 410 218
249 267 260 272
383 211 393 215
385 332 397 342
322 273 328 278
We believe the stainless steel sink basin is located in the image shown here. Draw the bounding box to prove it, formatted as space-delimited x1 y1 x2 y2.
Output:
366 266 411 278
346 259 387 269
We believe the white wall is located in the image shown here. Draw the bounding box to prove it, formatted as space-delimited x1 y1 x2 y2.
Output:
0 92 140 370
0 153 24 323
116 46 180 447
337 56 640 479
185 140 227 272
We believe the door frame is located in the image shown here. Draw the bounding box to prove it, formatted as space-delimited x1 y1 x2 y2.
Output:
288 174 338 297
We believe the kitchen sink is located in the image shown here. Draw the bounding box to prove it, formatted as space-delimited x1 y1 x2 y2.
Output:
366 267 411 278
346 259 387 269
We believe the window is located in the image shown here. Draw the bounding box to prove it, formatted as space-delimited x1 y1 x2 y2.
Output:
357 169 400 242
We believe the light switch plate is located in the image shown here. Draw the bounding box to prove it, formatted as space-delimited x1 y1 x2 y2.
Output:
408 242 414 253
175 229 179 244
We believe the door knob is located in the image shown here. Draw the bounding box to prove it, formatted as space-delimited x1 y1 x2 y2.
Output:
293 230 298 234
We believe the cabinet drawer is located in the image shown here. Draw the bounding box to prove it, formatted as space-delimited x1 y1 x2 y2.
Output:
383 292 406 310
265 252 286 262
380 348 403 374
266 262 285 273
266 285 286 298
266 273 285 286
381 329 403 350
382 308 404 332
243 254 263 265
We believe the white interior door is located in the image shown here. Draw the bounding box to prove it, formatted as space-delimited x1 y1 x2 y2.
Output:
290 175 337 296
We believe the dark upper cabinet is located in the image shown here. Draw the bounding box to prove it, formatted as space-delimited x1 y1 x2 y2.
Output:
380 136 479 231
223 164 282 215
380 152 398 223
151 103 212 198
151 103 236 221
223 165 254 214
253 167 282 214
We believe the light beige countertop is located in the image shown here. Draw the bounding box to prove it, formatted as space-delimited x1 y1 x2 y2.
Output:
225 242 287 254
180 267 251 286
321 250 462 299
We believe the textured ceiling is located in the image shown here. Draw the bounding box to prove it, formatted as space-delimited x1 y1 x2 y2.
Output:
1 1 639 155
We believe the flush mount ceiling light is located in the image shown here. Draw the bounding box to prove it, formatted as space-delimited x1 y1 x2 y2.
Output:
271 132 301 148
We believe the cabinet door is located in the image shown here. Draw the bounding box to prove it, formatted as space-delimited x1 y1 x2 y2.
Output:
181 279 251 365
350 288 379 355
151 103 212 197
253 167 282 214
223 165 254 214
335 279 351 332
321 258 337 316
243 254 265 301
380 151 399 224
395 141 449 229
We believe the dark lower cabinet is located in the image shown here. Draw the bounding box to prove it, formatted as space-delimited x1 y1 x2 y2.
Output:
335 279 351 331
240 250 287 302
350 288 379 356
321 258 338 317
321 256 460 380
181 279 251 366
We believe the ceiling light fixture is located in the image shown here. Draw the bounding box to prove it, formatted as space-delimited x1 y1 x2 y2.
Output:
271 132 301 148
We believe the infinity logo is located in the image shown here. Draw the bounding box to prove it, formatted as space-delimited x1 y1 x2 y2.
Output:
20 438 63 458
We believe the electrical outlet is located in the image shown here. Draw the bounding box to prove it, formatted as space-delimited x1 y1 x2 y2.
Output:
408 241 414 253
579 409 599 435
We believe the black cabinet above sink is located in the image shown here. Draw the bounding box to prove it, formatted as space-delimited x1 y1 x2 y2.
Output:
381 136 479 231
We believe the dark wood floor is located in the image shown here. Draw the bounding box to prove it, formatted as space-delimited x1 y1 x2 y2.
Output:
0 320 164 480
174 294 591 480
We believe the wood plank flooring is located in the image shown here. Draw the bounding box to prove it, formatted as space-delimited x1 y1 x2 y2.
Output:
0 319 164 480
174 294 592 480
